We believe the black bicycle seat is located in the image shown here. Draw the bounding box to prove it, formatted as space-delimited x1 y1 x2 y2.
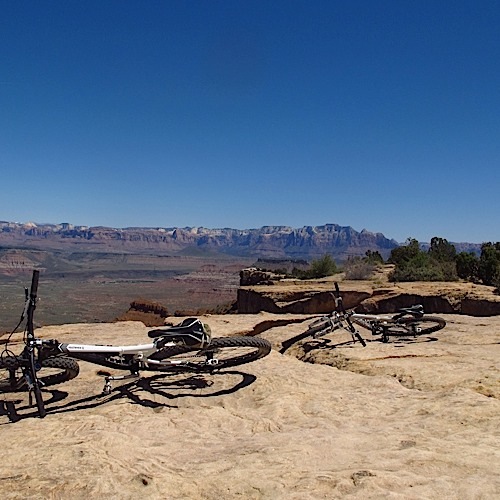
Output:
395 305 424 317
148 318 202 338
148 318 211 348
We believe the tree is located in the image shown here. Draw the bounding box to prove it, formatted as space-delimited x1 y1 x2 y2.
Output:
388 236 457 282
478 242 500 287
429 237 456 262
365 250 384 265
388 238 420 266
456 252 479 281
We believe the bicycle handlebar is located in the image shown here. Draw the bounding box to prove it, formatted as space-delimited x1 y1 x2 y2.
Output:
26 270 40 340
30 270 39 301
333 282 366 347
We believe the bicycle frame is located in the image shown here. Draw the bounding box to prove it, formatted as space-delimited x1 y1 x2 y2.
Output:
51 338 206 368
33 327 216 392
350 312 402 331
61 341 166 355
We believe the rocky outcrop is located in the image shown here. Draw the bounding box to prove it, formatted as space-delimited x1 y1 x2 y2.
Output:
237 288 372 314
115 299 169 327
461 298 500 316
239 268 286 286
237 281 500 316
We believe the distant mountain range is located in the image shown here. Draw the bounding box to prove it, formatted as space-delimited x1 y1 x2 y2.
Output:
0 221 481 260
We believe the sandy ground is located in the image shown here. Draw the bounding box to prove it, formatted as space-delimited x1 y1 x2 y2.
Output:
1 313 499 499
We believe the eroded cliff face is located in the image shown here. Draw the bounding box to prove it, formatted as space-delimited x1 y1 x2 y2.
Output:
0 221 398 259
237 281 500 316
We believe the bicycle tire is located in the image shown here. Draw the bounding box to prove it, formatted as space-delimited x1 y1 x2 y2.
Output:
384 316 446 338
149 336 272 372
0 356 80 392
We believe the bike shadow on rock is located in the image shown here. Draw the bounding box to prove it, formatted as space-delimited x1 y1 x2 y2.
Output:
0 370 257 422
280 331 362 354
280 332 439 355
387 336 439 346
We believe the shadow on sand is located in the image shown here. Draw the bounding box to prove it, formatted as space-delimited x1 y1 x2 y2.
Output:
0 370 257 423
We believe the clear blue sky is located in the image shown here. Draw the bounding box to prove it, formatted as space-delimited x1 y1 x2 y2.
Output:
1 1 499 243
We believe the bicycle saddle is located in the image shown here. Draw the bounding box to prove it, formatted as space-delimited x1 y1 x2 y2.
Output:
394 305 424 318
148 318 212 348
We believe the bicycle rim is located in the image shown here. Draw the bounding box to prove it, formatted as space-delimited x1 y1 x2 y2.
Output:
150 336 272 372
386 316 446 337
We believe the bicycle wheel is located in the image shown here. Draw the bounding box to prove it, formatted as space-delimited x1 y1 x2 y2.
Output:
384 316 446 338
0 356 80 392
149 336 272 372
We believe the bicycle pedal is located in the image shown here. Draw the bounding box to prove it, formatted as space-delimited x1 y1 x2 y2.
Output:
102 380 112 395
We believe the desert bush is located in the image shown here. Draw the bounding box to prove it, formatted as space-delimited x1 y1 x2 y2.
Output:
388 237 457 282
343 256 376 280
389 252 443 282
307 254 338 278
291 254 338 279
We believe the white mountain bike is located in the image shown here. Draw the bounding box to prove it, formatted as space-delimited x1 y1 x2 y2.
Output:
0 270 271 418
305 282 446 345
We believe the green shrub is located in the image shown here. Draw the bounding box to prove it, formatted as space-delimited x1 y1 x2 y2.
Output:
456 252 479 281
429 237 457 262
365 250 385 265
388 236 457 282
292 254 338 279
388 238 421 266
478 242 500 287
308 254 338 278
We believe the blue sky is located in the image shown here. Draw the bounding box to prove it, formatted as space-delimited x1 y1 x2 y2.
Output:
1 1 498 244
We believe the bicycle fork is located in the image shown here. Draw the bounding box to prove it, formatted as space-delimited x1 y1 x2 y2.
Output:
21 348 42 406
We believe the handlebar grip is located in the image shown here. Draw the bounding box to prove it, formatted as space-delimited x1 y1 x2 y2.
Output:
30 270 40 298
355 333 367 347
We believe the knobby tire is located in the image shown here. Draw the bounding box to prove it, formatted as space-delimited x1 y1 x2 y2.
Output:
150 336 272 372
385 316 446 338
0 356 80 392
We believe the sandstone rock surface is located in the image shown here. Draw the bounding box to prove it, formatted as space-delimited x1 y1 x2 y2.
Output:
238 276 500 316
1 312 499 499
